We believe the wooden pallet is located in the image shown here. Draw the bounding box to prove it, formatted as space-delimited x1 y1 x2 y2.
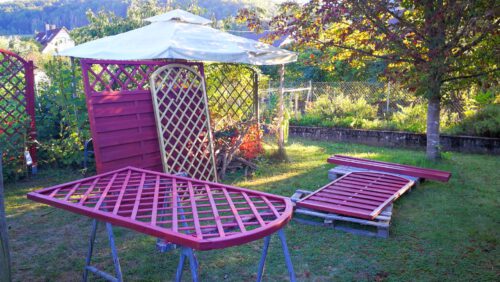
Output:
291 189 393 238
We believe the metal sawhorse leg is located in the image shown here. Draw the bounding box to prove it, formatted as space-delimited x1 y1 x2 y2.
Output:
174 228 296 282
257 229 296 282
83 219 123 282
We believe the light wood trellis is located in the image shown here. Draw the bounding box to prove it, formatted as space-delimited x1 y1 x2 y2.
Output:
0 49 37 171
150 64 217 182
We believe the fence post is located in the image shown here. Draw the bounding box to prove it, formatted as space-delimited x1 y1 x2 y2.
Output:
306 80 312 103
0 153 12 282
386 82 391 115
253 71 259 124
294 92 299 119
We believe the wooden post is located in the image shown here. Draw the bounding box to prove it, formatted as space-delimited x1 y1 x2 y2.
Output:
294 92 299 119
0 153 12 282
386 82 391 114
306 80 312 103
253 70 259 124
277 64 287 160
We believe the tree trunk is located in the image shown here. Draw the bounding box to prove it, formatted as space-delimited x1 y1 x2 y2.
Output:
426 95 441 160
423 0 445 160
0 154 12 282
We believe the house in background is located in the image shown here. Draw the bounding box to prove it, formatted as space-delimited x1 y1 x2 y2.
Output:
34 24 75 54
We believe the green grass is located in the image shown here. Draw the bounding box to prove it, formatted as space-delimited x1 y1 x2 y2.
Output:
4 137 499 281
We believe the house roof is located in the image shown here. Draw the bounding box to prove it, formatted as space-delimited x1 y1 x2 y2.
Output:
35 28 64 47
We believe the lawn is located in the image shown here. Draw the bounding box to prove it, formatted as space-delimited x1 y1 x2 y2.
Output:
4 137 499 281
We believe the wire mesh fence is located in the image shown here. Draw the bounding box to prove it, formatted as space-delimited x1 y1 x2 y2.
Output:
258 80 477 133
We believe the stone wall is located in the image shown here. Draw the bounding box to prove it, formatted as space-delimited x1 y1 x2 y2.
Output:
290 126 500 155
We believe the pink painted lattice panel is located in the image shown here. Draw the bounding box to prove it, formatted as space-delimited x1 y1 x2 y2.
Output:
27 166 293 250
0 49 37 168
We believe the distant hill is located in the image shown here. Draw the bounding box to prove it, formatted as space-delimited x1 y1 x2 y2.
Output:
0 0 283 35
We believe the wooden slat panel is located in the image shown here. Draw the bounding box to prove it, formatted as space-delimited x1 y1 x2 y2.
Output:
297 172 414 220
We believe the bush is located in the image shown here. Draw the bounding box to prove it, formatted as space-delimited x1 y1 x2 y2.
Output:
35 57 90 168
0 114 30 182
391 103 427 132
447 104 500 137
307 94 377 120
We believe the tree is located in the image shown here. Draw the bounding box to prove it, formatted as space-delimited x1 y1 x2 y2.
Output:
240 0 499 159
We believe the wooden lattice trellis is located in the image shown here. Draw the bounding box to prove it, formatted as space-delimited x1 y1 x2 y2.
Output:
0 49 37 171
205 64 258 125
150 64 217 182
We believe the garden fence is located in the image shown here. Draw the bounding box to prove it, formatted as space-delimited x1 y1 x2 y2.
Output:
259 80 470 126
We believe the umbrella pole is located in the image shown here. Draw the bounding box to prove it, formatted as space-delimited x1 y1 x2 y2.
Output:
277 64 287 160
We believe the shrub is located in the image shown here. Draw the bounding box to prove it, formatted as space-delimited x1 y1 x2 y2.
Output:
307 94 377 120
447 104 500 137
390 103 427 132
35 57 90 168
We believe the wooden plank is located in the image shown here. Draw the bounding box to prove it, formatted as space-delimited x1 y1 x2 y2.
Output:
328 155 451 182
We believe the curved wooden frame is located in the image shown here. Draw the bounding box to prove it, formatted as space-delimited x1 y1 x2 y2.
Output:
27 166 293 251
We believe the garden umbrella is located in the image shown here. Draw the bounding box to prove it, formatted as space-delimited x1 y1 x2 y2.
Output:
59 9 297 65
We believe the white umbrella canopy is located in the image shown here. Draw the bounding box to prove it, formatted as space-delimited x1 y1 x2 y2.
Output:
59 9 297 65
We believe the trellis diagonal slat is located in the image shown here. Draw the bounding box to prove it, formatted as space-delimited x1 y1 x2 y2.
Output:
27 166 293 251
0 49 37 171
150 64 218 182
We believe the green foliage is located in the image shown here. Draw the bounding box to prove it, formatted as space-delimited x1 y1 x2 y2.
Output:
447 104 500 137
308 94 377 121
391 103 428 133
0 116 30 182
35 57 90 168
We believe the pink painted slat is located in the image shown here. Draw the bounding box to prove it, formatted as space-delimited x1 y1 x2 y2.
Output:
94 173 119 210
241 192 265 227
205 184 225 237
328 155 451 182
221 188 246 232
187 181 203 238
172 178 178 232
131 173 146 220
78 177 101 205
63 183 81 201
260 196 281 218
112 170 132 214
151 175 161 226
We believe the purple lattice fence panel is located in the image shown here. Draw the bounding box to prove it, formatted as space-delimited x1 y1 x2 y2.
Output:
81 59 204 174
0 49 37 170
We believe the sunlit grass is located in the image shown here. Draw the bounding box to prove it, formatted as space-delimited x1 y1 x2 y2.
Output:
4 137 499 281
